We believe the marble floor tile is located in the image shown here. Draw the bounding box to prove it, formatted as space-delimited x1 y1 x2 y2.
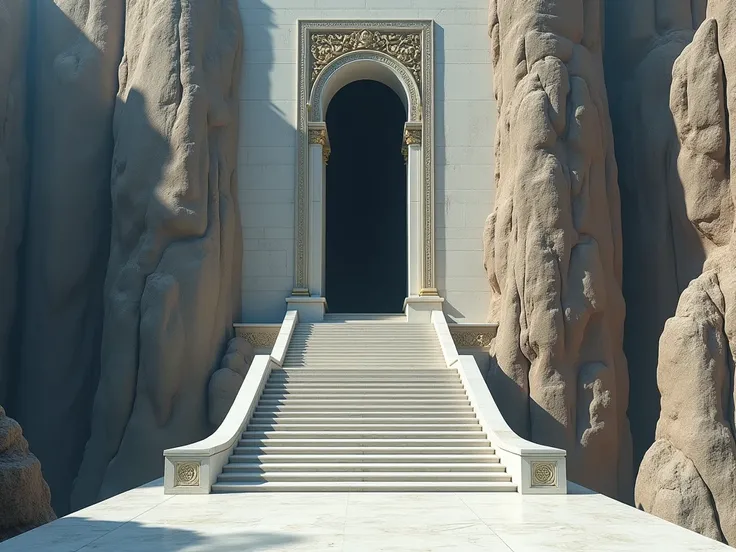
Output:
342 531 513 551
0 484 730 551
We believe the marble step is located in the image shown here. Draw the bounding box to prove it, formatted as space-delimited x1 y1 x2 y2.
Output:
218 471 512 483
257 398 471 405
223 462 503 472
229 453 501 464
261 388 467 401
252 410 477 418
237 438 492 448
247 422 481 430
254 406 476 414
242 431 485 439
263 382 465 394
211 481 517 492
232 446 496 455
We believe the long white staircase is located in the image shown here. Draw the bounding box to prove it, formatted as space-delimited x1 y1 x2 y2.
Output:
211 315 517 492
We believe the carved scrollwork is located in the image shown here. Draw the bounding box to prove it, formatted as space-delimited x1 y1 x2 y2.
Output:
311 30 421 87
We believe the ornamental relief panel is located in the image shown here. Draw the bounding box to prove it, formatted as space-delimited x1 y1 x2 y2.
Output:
311 30 422 88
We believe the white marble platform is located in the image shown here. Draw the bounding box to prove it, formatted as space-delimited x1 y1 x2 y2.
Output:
1 480 729 551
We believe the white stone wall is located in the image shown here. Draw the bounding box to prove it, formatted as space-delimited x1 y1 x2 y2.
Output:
238 0 495 322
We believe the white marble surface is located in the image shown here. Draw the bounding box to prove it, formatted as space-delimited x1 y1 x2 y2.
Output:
237 1 495 323
1 480 729 551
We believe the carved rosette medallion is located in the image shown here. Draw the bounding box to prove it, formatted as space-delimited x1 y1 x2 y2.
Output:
174 461 200 487
531 461 557 487
311 30 422 87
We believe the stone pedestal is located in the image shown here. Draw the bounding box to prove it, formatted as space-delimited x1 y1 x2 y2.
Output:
404 296 444 323
286 296 327 322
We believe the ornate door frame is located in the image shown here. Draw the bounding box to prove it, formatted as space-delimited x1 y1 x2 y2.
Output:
290 19 438 317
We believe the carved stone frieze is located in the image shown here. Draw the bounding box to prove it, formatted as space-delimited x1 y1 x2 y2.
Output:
449 324 498 349
234 324 280 350
311 30 421 87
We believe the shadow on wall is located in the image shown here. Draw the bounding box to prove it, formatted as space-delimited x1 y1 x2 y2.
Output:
428 24 459 319
239 1 301 323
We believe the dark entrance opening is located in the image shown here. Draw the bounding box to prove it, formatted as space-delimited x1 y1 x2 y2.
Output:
325 79 408 314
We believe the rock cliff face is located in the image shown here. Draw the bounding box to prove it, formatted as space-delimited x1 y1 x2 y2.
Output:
0 0 28 407
604 0 708 471
11 0 124 515
636 3 736 544
71 0 243 508
0 407 56 542
0 0 242 519
484 0 632 498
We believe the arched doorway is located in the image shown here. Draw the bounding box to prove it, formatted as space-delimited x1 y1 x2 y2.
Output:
324 79 408 313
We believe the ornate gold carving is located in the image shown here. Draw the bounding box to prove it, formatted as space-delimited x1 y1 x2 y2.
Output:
308 128 328 146
401 144 408 164
404 128 422 146
174 462 200 487
323 145 331 165
531 461 558 487
311 30 421 87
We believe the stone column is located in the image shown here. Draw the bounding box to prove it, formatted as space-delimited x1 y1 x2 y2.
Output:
403 122 443 322
286 124 329 322
307 124 329 297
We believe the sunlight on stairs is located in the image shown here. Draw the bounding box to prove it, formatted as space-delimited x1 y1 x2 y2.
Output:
212 316 516 492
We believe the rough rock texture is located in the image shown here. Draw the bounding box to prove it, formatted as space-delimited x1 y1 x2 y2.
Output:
604 0 709 471
0 1 28 407
636 4 736 543
72 0 243 509
9 0 124 516
0 406 56 542
208 337 255 427
484 0 632 498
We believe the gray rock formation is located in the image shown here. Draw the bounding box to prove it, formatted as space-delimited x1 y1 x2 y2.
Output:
636 4 736 543
604 0 709 471
9 0 124 516
71 0 243 509
0 406 56 542
484 0 632 499
208 337 255 427
0 1 28 407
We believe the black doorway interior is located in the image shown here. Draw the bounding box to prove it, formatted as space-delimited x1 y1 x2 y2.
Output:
325 79 408 314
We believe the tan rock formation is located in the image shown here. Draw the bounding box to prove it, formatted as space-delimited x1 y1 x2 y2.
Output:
636 4 736 543
484 0 632 498
9 0 124 516
71 0 243 509
0 406 56 542
604 0 709 471
208 337 255 427
0 1 28 406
